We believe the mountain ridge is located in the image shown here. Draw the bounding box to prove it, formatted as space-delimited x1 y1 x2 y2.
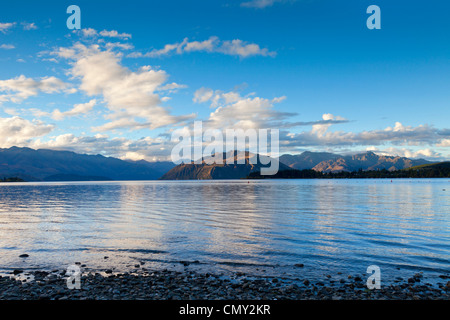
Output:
283 151 431 173
0 146 438 181
0 146 175 181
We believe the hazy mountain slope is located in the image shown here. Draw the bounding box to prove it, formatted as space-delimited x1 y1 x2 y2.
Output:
312 151 430 173
0 147 174 181
279 151 340 170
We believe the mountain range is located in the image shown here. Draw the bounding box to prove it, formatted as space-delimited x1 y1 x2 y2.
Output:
0 146 434 181
160 151 291 180
280 151 430 173
0 147 175 181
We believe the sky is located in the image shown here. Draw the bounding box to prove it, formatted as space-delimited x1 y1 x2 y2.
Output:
0 0 449 161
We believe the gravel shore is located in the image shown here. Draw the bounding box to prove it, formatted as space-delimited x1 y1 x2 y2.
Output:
1 267 449 300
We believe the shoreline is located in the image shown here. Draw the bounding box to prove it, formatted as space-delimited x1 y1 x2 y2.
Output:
1 267 449 300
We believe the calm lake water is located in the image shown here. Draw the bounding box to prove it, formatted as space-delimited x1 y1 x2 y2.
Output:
0 179 449 284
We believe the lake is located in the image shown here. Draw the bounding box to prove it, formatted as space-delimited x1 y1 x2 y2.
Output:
0 179 449 285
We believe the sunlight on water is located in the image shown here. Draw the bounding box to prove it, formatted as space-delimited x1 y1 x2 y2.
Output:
0 179 448 284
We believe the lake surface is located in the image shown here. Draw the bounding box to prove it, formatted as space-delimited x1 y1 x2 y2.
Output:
0 179 449 284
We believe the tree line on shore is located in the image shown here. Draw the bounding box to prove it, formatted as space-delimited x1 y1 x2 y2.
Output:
0 177 25 182
247 165 450 179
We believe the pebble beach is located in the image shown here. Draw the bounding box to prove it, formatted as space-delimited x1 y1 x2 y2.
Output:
1 266 449 300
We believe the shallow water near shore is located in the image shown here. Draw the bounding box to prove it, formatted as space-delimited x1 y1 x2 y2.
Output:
0 179 449 285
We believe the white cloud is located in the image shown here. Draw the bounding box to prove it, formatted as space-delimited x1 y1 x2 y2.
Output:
104 42 134 50
128 36 276 59
0 75 75 104
193 88 289 130
283 120 450 151
99 30 132 40
22 22 37 30
0 116 53 147
379 147 442 159
0 44 15 50
79 28 132 40
121 151 146 161
51 43 194 131
0 22 16 33
218 39 276 58
437 139 450 147
241 0 283 9
193 87 214 104
31 133 175 161
157 82 188 93
81 28 98 37
48 99 97 120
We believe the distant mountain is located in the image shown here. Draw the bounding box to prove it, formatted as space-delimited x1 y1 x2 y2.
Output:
312 151 430 173
0 147 436 181
160 151 290 180
278 151 431 173
279 151 340 170
0 147 175 181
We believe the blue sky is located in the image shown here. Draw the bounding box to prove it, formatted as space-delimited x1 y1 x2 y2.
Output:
0 0 449 161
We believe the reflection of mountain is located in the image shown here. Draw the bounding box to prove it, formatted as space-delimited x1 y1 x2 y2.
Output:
281 151 430 173
0 146 175 181
160 151 290 180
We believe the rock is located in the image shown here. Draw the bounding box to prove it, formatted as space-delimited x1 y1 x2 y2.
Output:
19 254 29 258
294 264 304 268
303 280 310 286
12 269 23 275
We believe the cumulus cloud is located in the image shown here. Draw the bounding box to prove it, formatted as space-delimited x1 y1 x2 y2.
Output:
31 133 175 161
99 30 132 40
379 147 443 159
36 99 97 121
0 22 16 33
0 75 75 104
0 44 15 50
104 42 134 50
51 43 194 131
283 120 450 150
436 139 450 147
193 88 292 130
81 28 98 37
79 28 132 40
128 36 276 59
0 116 54 147
22 22 37 30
